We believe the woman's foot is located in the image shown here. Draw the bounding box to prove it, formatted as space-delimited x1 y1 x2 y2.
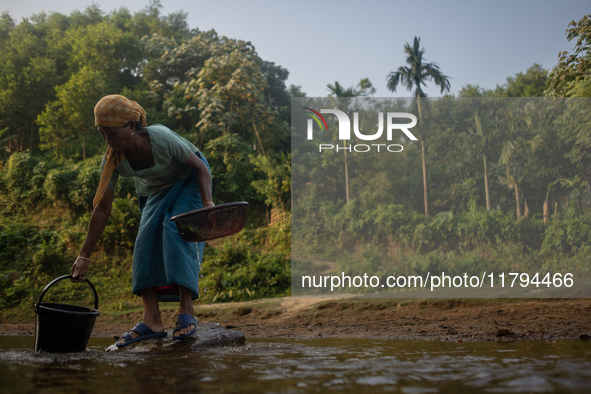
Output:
117 320 166 345
173 315 196 338
118 288 164 345
175 284 195 338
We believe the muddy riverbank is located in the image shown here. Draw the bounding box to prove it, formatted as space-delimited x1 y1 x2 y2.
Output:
2 298 591 342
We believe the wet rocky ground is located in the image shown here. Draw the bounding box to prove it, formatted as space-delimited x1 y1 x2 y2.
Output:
105 322 245 352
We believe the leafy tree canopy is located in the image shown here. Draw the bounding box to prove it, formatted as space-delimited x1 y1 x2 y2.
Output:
547 14 591 97
496 63 548 97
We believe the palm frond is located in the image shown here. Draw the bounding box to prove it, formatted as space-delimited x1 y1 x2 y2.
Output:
386 36 451 97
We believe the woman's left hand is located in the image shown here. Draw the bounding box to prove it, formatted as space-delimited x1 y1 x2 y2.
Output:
184 153 213 205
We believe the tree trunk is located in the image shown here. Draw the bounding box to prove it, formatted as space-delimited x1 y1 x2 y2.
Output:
30 123 34 152
523 198 530 220
252 122 266 156
543 199 549 223
483 153 490 212
417 96 428 216
344 139 350 204
513 168 521 219
421 140 428 216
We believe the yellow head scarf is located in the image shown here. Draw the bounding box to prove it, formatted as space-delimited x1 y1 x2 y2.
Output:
93 95 148 207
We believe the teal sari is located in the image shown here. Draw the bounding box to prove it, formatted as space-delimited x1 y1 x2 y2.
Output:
132 153 209 302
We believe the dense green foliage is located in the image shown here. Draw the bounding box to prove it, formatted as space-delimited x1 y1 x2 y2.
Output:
0 150 290 317
0 2 292 319
547 15 591 97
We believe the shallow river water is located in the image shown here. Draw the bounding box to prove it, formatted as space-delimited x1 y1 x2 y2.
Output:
1 337 591 393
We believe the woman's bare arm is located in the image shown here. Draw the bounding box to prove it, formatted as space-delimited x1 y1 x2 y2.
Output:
70 188 115 282
184 152 213 205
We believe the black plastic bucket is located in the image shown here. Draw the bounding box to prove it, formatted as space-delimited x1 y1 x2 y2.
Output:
34 275 100 352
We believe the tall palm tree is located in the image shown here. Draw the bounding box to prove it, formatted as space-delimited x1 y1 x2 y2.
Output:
498 104 542 219
326 78 375 204
386 37 451 216
468 109 498 212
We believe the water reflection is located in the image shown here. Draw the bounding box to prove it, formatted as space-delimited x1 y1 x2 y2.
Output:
1 337 591 393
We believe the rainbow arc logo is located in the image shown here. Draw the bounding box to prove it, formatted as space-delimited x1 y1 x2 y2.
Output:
303 107 328 131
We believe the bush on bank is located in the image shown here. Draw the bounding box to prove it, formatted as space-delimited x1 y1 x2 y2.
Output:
293 198 591 295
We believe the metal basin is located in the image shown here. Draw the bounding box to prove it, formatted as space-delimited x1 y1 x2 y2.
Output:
170 201 248 242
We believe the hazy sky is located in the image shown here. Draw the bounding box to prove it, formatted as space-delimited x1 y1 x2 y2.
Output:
1 0 589 97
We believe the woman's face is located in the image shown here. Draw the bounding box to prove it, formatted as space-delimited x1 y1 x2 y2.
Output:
97 123 134 151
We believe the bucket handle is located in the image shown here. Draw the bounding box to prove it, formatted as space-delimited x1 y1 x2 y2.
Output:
36 275 99 310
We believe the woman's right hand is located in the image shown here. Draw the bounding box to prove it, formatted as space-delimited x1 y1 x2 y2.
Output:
70 257 90 283
70 189 114 284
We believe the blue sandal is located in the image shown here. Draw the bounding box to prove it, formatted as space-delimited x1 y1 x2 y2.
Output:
115 322 167 348
173 314 198 340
